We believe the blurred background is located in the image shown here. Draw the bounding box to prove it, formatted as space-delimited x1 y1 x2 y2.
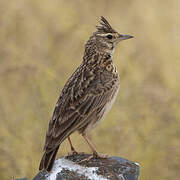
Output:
0 0 180 179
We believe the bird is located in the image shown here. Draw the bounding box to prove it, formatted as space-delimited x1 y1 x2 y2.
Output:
39 16 133 172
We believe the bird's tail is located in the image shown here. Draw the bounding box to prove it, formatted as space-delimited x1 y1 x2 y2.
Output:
39 145 59 172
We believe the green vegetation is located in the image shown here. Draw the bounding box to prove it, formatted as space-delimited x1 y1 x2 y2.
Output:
0 0 180 179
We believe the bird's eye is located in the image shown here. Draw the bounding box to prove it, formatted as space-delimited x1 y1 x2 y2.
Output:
106 34 113 39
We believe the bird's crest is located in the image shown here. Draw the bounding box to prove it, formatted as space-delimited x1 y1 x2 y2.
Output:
96 16 116 33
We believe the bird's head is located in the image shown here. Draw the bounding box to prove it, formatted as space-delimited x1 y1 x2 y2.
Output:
92 16 133 54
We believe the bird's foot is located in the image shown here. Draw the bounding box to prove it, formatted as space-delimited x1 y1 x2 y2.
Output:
67 150 78 156
93 152 109 159
67 151 85 156
78 152 108 163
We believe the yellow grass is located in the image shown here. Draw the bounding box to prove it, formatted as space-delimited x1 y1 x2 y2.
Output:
0 0 180 179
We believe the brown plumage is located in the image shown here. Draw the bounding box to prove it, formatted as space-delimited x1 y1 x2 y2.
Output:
39 16 133 172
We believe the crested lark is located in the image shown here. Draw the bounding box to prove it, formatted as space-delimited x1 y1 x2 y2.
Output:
39 16 133 171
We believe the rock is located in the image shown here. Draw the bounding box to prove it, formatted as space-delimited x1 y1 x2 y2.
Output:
33 154 140 180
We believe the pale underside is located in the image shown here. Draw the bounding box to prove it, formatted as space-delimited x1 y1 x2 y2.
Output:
84 85 119 133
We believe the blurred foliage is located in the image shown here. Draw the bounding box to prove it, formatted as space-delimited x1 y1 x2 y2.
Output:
0 0 180 179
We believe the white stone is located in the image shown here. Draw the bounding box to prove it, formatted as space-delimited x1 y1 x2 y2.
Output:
45 158 108 180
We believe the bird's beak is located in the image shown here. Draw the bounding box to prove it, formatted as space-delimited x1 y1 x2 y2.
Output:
118 34 134 41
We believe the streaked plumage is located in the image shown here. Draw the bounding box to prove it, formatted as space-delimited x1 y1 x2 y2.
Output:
39 16 133 172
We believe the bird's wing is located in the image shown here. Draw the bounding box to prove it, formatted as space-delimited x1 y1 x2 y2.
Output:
44 64 118 152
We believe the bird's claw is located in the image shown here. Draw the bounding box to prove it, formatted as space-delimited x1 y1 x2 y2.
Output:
67 151 86 156
68 150 78 156
78 152 109 163
93 152 109 159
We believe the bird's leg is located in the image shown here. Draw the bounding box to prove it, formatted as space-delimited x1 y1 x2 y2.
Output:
82 134 98 155
80 134 108 162
67 136 78 155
